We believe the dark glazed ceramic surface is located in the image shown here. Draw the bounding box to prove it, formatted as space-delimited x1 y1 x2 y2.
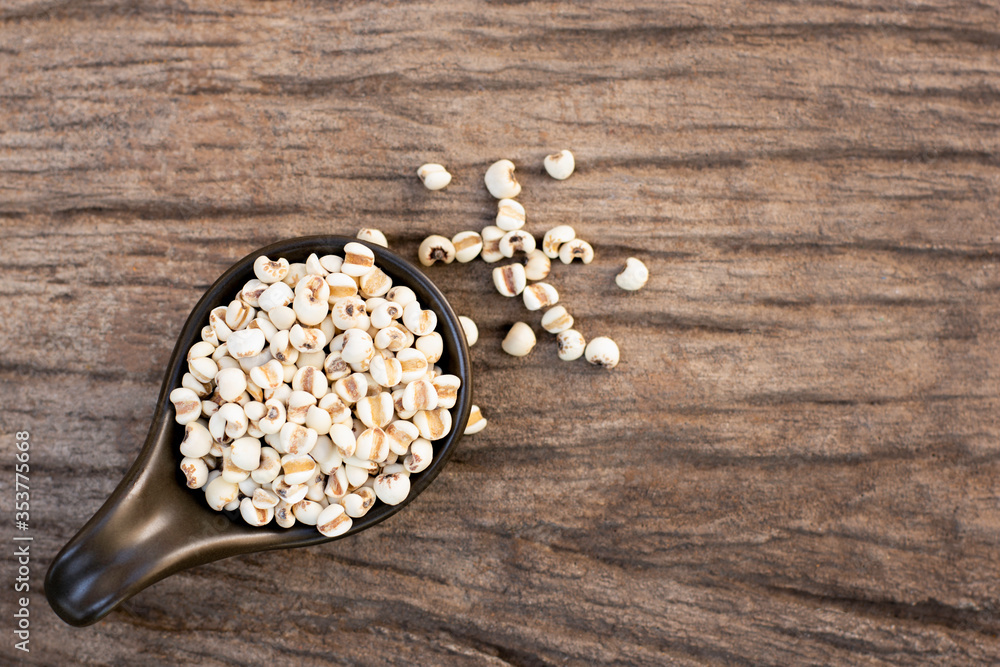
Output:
45 236 472 627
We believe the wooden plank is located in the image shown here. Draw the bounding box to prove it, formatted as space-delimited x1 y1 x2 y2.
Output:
2 1 999 664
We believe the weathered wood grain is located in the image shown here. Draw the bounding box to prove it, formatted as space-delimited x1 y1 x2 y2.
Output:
3 0 1000 664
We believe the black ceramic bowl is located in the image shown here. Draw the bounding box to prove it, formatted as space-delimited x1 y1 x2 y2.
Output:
45 236 472 626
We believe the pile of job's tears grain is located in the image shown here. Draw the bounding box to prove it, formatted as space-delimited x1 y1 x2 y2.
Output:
169 150 648 535
169 243 477 536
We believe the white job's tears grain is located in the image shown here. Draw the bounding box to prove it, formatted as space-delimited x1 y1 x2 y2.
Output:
543 150 575 180
484 159 521 199
417 164 452 191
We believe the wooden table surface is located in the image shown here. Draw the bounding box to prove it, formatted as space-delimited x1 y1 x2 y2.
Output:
3 1 1000 664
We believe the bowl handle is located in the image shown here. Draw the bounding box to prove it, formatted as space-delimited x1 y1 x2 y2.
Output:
44 415 238 626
